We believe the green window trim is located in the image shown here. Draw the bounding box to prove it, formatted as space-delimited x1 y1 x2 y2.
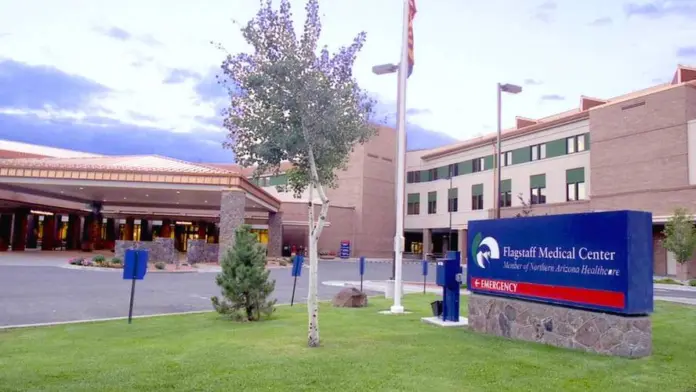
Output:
458 160 473 174
566 167 585 183
407 193 420 203
448 188 458 199
472 183 483 196
546 139 566 158
421 170 431 182
511 147 531 164
500 179 511 193
530 174 546 188
269 174 287 186
427 191 437 202
437 166 449 179
483 155 495 170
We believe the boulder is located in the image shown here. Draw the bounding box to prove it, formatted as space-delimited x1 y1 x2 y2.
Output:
332 287 368 308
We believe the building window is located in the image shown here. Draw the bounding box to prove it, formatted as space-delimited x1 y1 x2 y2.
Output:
429 168 439 181
530 187 547 204
472 157 485 173
407 171 421 184
427 191 437 214
500 151 512 167
471 184 484 210
448 163 459 177
500 191 511 207
566 167 586 201
566 135 586 154
529 174 546 204
531 144 546 161
448 188 458 212
407 193 420 215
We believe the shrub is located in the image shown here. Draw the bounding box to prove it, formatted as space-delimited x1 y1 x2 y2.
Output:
689 280 696 287
279 259 288 266
154 261 167 270
654 278 683 285
111 257 122 264
92 255 106 263
211 224 276 321
69 257 84 265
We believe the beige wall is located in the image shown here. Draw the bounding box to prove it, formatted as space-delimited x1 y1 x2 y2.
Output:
280 202 356 254
405 120 590 230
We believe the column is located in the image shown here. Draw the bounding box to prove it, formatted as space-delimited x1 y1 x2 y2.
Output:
124 218 134 241
160 218 172 238
422 228 431 260
26 214 37 249
197 221 207 239
140 219 151 241
458 229 467 264
0 214 12 251
218 190 246 263
267 212 283 257
105 218 116 242
11 209 28 251
41 215 56 250
66 214 81 250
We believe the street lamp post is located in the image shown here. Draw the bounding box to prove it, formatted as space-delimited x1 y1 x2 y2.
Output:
495 83 522 220
448 165 453 251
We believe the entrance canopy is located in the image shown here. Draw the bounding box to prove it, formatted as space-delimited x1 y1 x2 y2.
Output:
0 155 280 219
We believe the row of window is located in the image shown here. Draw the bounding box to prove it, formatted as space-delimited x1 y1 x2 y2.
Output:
408 133 589 184
406 168 587 215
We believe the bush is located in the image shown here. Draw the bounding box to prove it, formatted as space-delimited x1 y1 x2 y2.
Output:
111 257 122 264
211 224 276 321
92 255 106 264
154 262 166 270
689 280 696 287
654 278 683 285
279 259 288 266
69 257 84 265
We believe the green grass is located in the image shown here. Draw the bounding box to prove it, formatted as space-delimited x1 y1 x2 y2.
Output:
654 278 684 285
1 296 695 392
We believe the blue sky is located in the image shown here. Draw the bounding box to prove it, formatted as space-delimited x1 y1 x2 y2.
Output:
1 0 695 162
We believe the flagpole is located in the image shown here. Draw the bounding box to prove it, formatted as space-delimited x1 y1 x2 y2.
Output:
390 0 411 314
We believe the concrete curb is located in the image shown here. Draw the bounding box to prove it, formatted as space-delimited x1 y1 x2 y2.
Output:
654 283 696 292
0 300 336 331
60 264 201 274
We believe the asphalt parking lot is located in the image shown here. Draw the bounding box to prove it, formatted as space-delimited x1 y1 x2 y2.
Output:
0 259 432 327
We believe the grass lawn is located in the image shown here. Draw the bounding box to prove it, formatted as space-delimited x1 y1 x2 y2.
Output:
1 296 695 392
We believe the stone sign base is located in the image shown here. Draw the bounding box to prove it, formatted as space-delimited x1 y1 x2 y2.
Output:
468 294 652 358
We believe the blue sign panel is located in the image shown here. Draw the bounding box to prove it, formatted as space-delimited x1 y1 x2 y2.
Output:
292 255 304 277
123 249 148 280
467 210 653 315
339 241 351 259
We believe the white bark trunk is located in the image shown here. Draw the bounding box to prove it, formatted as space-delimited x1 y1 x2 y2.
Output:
306 146 329 348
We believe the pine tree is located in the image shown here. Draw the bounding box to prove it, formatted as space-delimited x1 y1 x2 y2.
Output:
211 224 276 321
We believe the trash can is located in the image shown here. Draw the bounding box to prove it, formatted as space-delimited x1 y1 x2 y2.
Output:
430 300 443 317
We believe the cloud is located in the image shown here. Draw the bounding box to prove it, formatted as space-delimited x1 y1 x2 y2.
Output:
533 1 557 22
589 17 613 26
677 46 696 58
0 113 233 163
625 1 696 19
94 26 162 46
164 68 201 84
540 94 565 101
0 59 108 111
405 108 432 116
524 78 543 86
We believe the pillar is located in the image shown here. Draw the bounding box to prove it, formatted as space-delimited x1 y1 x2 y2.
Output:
267 212 283 257
197 221 207 239
41 215 56 250
422 228 432 260
160 219 172 238
66 214 81 250
124 218 134 241
458 229 467 264
140 219 151 241
105 218 116 241
218 190 246 263
0 214 12 251
12 209 28 251
26 214 37 249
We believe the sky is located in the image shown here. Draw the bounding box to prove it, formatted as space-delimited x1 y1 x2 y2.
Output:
1 0 696 162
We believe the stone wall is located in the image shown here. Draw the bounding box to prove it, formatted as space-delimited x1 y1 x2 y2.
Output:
187 240 219 264
115 238 178 264
468 294 652 358
219 190 246 263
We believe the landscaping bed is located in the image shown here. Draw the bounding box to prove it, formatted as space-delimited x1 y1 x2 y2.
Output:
68 256 196 272
1 296 695 391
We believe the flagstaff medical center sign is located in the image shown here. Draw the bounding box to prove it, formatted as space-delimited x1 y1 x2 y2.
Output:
467 210 654 315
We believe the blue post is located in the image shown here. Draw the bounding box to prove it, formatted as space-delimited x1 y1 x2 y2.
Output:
359 256 366 291
290 255 303 306
421 260 428 294
441 251 462 322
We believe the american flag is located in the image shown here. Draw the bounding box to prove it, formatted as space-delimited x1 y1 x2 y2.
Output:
407 0 417 78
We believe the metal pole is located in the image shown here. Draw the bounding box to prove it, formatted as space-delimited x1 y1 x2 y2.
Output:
128 252 137 324
290 276 297 306
448 169 453 251
495 83 502 220
390 0 410 314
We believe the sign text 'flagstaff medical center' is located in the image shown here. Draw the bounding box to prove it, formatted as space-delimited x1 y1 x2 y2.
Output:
466 210 654 315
